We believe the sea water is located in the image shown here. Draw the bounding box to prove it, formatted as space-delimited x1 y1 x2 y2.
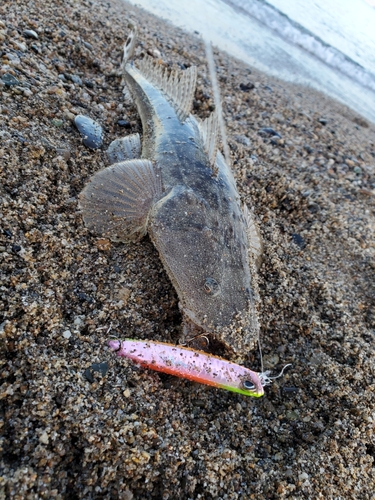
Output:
125 0 375 124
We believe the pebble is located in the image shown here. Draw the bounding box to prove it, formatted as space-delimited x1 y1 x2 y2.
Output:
239 82 255 91
258 127 282 138
74 114 103 149
24 29 39 39
39 432 49 444
2 73 20 87
117 119 131 128
62 330 72 339
291 233 306 248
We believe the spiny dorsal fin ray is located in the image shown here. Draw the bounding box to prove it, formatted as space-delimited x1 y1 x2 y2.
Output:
79 159 163 242
121 28 138 69
137 55 197 122
243 203 263 269
199 111 219 169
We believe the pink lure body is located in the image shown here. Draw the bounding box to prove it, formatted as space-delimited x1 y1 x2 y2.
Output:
108 339 264 397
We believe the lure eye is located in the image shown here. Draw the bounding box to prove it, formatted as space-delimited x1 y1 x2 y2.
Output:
243 380 255 391
204 277 220 296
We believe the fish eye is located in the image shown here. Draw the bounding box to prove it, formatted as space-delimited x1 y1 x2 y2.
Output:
243 380 255 391
203 277 220 296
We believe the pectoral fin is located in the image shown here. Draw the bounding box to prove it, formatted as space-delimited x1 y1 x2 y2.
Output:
79 159 163 242
106 133 141 164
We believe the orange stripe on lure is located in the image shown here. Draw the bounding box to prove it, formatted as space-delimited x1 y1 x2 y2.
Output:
108 339 264 397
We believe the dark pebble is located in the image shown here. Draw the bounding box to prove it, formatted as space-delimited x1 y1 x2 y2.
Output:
76 291 94 303
259 127 282 138
84 362 109 383
84 79 94 88
23 29 39 39
84 368 94 383
11 244 21 253
31 44 41 54
282 387 299 394
4 229 13 238
304 144 314 154
117 119 131 128
74 115 103 149
2 73 20 87
91 362 109 376
239 82 255 91
292 233 306 248
318 118 328 125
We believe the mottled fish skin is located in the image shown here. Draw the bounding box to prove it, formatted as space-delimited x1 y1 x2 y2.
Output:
79 34 261 359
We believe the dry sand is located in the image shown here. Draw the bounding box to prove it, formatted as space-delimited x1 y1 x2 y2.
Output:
1 0 375 498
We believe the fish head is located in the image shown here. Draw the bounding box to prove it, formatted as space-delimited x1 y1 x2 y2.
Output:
149 185 258 357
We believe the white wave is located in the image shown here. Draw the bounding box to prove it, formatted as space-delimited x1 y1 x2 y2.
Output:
226 0 375 93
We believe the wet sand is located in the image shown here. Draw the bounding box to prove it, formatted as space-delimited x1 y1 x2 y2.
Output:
1 0 375 498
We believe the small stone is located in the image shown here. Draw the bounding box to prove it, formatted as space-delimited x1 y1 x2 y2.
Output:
63 110 75 121
51 119 63 127
63 330 72 339
82 41 93 51
117 288 131 303
117 119 131 128
258 127 282 138
96 238 111 251
239 82 255 91
2 73 20 87
23 29 39 39
84 80 94 88
286 410 299 421
298 472 309 481
39 432 49 444
123 389 131 398
318 118 328 125
291 233 306 248
31 44 41 54
70 75 83 86
91 362 109 376
74 115 103 149
345 158 355 167
23 88 33 97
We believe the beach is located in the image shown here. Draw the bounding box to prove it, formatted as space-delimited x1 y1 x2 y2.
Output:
1 0 375 498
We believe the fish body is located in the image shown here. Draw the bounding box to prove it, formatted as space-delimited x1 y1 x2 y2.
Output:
79 33 262 358
108 339 264 397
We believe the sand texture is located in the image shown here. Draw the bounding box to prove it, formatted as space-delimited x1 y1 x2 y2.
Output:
1 0 375 498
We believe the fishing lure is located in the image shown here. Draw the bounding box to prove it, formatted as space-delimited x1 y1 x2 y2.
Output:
108 339 264 397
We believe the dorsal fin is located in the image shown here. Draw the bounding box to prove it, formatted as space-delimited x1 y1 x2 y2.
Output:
198 111 219 169
137 55 197 122
121 29 137 68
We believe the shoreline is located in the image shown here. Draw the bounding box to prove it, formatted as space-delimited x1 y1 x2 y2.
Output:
1 0 375 498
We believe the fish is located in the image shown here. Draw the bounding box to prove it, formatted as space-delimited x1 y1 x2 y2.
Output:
108 339 264 397
79 31 262 359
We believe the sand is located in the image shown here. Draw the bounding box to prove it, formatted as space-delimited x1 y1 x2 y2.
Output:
1 0 375 498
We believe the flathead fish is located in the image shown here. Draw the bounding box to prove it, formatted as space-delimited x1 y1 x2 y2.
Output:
79 31 262 359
